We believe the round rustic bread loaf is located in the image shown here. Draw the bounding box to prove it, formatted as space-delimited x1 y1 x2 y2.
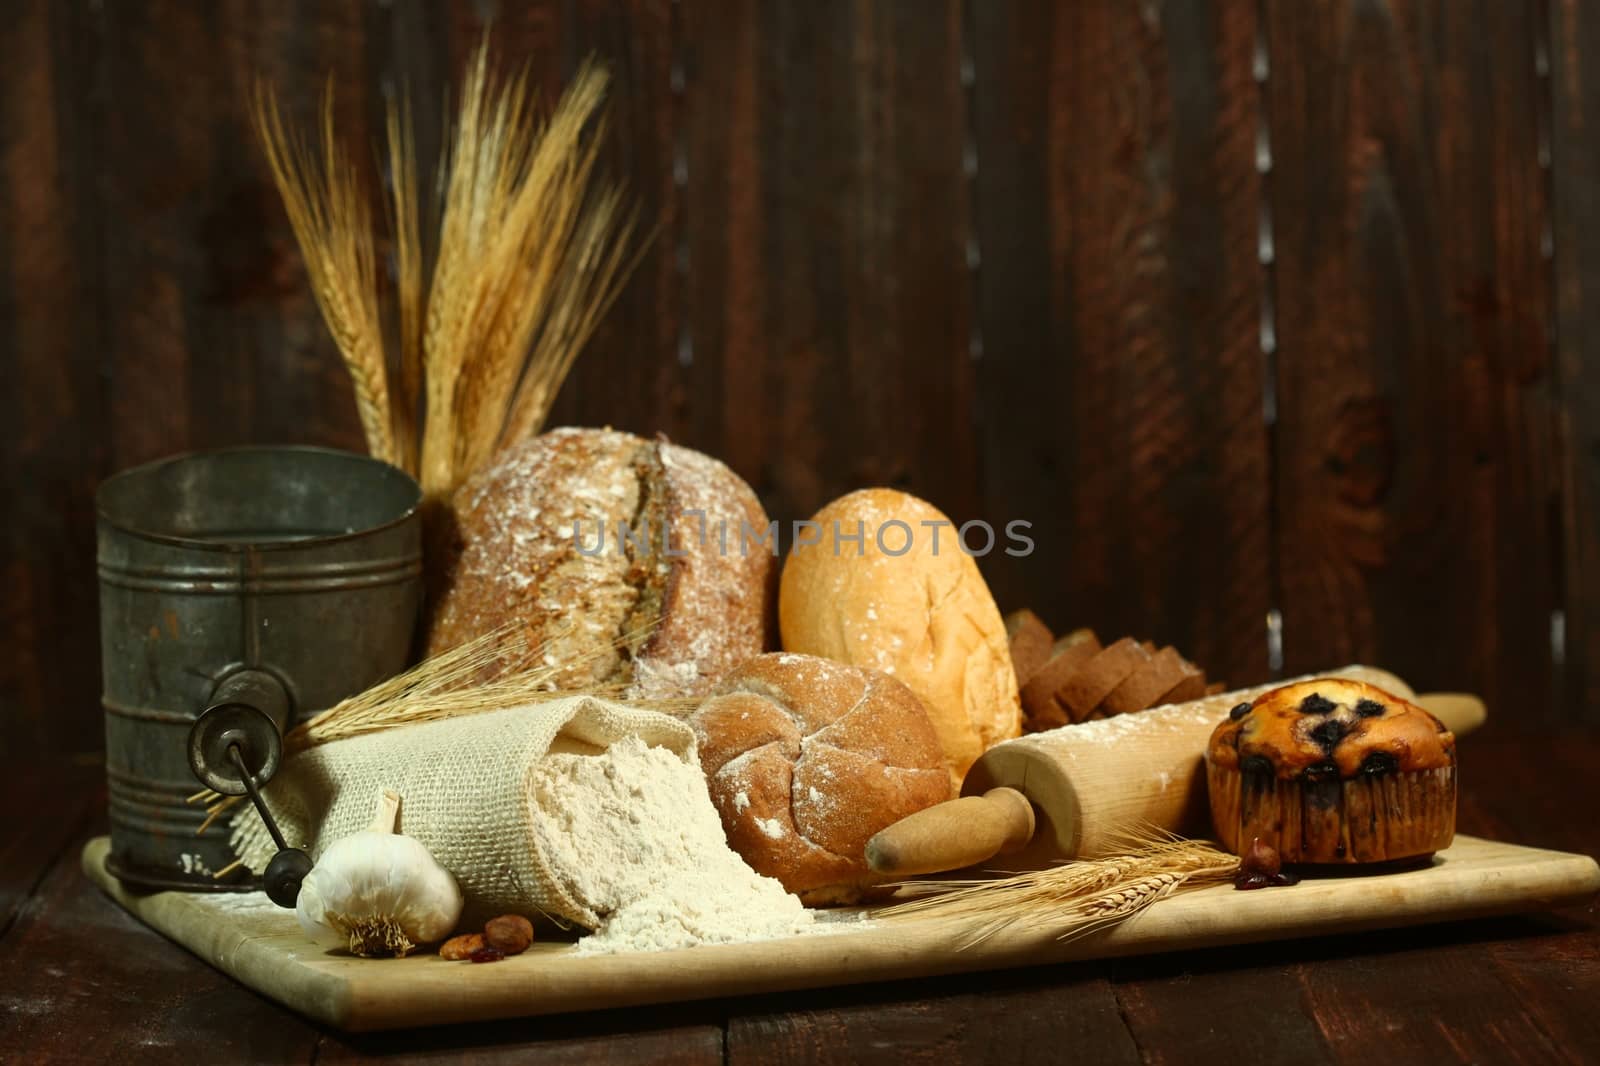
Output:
778 489 1022 788
427 427 775 698
691 653 952 903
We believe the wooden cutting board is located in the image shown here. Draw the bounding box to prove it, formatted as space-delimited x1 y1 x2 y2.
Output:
83 835 1598 1033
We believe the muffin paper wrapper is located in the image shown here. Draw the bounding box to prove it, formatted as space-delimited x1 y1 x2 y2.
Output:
1207 763 1456 863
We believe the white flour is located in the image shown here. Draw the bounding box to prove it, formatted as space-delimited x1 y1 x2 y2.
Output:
528 735 818 955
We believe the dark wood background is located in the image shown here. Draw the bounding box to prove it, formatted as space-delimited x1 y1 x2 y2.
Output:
2 0 1596 757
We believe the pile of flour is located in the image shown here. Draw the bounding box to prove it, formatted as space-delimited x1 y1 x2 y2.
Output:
528 735 818 955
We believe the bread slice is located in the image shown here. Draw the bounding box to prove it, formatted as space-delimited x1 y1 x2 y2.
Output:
1098 645 1191 716
1020 630 1101 729
1014 625 1224 731
1056 637 1149 721
1155 661 1208 705
1004 609 1054 688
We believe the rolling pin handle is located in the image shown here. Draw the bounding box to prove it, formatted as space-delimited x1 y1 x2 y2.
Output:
1413 693 1487 737
987 787 1038 855
865 787 1037 877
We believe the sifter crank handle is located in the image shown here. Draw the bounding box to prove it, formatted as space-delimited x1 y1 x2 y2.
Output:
185 668 311 908
223 743 313 908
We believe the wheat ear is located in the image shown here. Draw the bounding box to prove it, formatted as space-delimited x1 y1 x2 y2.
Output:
253 81 396 467
877 831 1238 947
418 43 493 499
384 90 424 474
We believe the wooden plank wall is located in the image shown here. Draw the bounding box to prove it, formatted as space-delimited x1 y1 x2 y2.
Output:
1551 0 1600 724
1267 0 1561 719
0 0 1591 757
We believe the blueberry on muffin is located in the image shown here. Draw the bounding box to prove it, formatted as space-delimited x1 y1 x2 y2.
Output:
1205 679 1456 863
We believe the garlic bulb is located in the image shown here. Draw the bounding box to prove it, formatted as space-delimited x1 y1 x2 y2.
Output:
296 788 463 958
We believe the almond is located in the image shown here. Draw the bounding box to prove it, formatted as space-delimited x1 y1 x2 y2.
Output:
439 933 485 961
483 914 534 956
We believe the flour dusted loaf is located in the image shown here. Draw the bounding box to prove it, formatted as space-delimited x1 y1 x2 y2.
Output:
427 427 775 698
779 489 1022 788
1206 678 1457 863
691 653 952 903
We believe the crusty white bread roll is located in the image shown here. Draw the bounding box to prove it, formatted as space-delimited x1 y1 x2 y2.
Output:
778 488 1022 789
691 653 952 903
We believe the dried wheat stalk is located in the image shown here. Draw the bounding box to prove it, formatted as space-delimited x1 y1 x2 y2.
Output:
417 43 495 498
428 57 638 492
446 63 590 478
385 91 424 474
258 39 638 501
254 83 397 466
876 830 1238 947
501 180 641 449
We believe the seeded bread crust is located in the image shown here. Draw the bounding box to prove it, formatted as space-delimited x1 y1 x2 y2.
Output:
426 427 775 698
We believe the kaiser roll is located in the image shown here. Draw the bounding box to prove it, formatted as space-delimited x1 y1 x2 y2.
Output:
691 652 952 903
778 488 1022 788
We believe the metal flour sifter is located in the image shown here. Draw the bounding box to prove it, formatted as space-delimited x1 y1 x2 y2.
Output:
96 446 423 904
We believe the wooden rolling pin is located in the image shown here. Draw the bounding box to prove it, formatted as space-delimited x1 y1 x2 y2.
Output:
866 666 1487 877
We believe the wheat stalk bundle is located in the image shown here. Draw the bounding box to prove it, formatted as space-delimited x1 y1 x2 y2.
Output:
208 45 649 871
876 830 1238 947
255 38 639 499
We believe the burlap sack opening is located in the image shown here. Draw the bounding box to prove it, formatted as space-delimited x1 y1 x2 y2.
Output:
229 696 698 928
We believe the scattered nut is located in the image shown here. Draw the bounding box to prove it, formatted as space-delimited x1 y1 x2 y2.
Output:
484 914 535 956
439 933 485 960
469 945 505 963
1234 837 1300 891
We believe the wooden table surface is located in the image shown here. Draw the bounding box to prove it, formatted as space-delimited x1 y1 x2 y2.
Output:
4 728 1598 1065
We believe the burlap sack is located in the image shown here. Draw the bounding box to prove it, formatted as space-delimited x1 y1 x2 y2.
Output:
229 696 697 928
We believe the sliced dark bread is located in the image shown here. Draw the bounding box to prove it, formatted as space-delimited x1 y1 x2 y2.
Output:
1020 629 1101 728
1055 637 1148 721
1098 645 1191 716
1004 609 1055 689
1155 662 1208 704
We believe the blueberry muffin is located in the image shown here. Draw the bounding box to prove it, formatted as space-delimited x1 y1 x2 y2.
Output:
1205 679 1456 863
